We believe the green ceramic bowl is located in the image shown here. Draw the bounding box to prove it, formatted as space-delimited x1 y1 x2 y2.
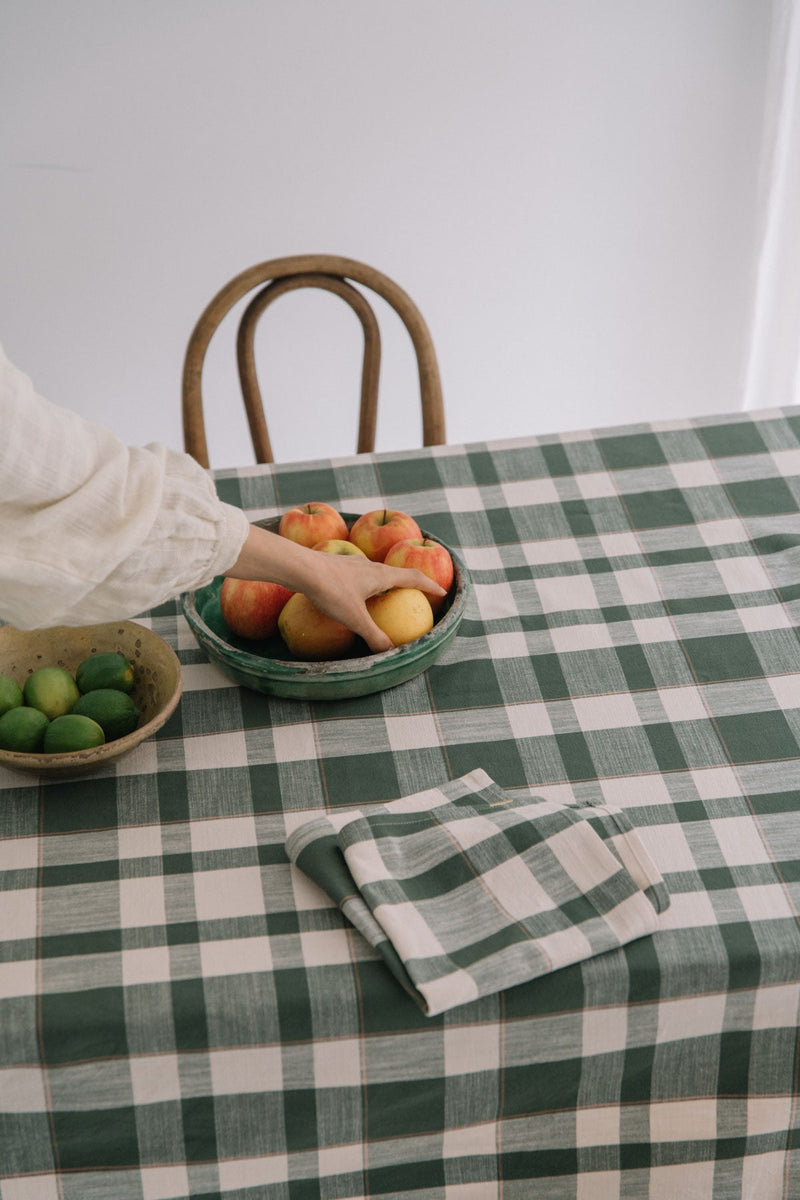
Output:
181 516 471 701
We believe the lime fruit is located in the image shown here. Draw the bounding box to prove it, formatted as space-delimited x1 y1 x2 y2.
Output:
0 706 50 753
76 652 135 695
71 689 140 740
0 674 24 716
43 714 105 754
23 667 80 719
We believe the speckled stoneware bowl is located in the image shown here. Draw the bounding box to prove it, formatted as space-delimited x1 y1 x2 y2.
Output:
0 621 183 778
181 515 471 701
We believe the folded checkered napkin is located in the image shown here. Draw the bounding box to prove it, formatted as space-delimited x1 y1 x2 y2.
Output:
286 769 670 1016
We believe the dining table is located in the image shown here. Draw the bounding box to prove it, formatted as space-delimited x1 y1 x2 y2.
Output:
2 404 800 1200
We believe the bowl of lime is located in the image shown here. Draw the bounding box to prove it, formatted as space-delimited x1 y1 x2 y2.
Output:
0 621 182 778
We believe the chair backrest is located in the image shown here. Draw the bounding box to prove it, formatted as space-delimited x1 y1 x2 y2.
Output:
182 254 445 467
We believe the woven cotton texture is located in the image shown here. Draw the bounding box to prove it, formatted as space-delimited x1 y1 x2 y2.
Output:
287 769 669 1014
4 406 800 1197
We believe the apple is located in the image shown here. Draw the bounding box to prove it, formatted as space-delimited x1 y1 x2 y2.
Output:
278 593 358 660
220 578 293 640
348 509 422 562
366 587 434 646
383 538 454 613
278 502 348 549
312 538 366 556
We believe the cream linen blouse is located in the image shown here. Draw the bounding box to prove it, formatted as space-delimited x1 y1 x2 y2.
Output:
0 345 250 630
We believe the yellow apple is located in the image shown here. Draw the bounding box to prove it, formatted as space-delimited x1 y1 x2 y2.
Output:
277 593 358 660
312 539 367 556
383 538 454 613
366 588 434 646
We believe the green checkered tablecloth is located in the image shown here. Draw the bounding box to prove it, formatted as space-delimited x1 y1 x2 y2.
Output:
2 408 800 1198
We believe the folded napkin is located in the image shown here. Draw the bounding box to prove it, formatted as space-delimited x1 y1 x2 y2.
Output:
286 769 669 1016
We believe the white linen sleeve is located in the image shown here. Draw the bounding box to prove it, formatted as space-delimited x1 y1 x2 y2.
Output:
0 345 251 629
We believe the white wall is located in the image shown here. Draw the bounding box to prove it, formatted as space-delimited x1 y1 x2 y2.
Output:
0 0 777 467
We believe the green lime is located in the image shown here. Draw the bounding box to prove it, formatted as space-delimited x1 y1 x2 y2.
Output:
71 689 140 740
23 667 80 719
0 673 24 716
76 652 135 695
43 714 105 754
0 706 50 753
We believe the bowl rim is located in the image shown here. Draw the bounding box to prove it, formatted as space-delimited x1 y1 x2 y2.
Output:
0 619 183 773
181 516 471 683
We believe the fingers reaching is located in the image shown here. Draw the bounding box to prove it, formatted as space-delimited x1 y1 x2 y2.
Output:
375 564 447 601
225 523 452 656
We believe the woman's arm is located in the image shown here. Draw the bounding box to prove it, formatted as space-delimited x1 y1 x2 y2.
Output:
0 345 442 643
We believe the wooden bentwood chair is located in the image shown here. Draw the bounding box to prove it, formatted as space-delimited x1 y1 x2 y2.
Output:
182 254 446 467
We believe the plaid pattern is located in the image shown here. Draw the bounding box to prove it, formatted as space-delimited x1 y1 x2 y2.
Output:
2 407 800 1196
287 768 669 1015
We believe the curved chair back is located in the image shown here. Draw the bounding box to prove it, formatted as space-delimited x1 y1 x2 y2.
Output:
182 254 445 467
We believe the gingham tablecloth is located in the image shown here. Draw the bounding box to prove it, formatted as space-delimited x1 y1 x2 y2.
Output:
2 408 800 1199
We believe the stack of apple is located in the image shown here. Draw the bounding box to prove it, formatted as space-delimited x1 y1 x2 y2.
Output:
220 502 454 660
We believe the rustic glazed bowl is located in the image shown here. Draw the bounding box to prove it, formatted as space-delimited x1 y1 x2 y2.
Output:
0 620 182 778
181 516 471 701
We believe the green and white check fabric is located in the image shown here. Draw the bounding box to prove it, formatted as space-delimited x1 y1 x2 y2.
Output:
4 407 800 1197
287 768 669 1014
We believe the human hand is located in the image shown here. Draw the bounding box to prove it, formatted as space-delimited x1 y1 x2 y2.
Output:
225 525 447 653
298 551 446 653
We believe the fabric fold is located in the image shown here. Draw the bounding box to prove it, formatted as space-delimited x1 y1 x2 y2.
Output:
286 769 669 1016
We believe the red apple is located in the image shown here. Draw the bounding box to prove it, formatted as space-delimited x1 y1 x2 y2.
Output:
277 593 357 660
348 509 422 562
220 578 293 640
312 538 366 556
278 502 348 549
383 538 454 613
